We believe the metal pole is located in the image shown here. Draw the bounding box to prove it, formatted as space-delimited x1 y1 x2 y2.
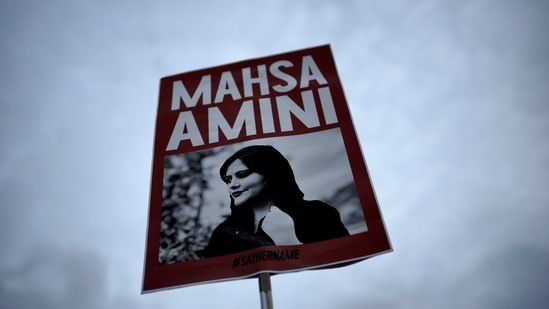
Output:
258 272 274 309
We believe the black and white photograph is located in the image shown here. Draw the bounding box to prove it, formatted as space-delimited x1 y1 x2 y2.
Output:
159 128 367 264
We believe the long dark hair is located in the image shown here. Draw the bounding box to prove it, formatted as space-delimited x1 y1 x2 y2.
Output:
220 145 304 213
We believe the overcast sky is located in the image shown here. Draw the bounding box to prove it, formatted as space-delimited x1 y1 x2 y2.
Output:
1 0 548 308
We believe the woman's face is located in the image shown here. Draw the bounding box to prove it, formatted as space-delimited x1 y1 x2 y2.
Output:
224 159 267 207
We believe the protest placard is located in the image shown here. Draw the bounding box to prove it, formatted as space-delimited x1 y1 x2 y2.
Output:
142 45 391 293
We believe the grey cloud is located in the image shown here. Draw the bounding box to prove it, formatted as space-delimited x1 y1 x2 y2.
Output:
1 244 107 309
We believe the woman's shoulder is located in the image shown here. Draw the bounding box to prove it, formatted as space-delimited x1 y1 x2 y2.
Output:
289 199 346 223
290 199 350 242
295 199 340 214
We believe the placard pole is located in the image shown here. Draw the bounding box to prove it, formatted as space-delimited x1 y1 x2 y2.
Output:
258 272 274 309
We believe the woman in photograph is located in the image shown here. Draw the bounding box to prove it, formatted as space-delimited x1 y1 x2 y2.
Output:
201 145 349 258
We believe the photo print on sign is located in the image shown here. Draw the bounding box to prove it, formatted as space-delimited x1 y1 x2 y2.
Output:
159 129 367 264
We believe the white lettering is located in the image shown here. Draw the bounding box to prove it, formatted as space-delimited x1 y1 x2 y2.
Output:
214 71 241 103
300 56 327 88
259 97 275 133
318 87 338 124
242 65 269 98
171 76 212 110
276 90 320 132
270 60 297 93
208 100 257 143
166 111 204 150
